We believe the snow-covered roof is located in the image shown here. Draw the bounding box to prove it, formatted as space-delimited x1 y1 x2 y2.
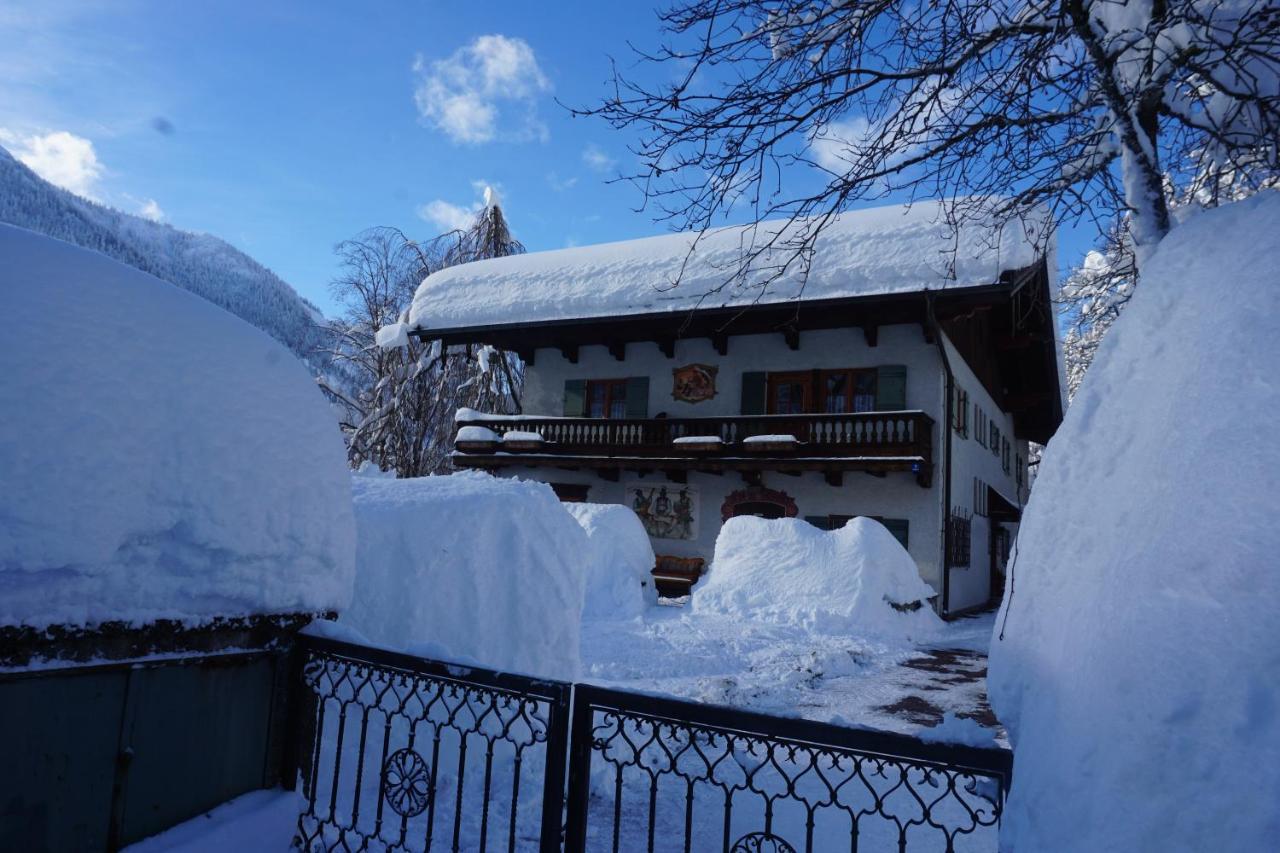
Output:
408 200 1047 332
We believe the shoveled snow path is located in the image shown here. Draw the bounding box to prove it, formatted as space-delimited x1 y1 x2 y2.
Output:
580 607 1000 742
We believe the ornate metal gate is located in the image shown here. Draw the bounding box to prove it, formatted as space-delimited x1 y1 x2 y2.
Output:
290 637 1012 852
289 635 571 852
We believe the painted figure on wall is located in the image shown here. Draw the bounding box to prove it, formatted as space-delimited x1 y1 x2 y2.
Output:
629 484 698 540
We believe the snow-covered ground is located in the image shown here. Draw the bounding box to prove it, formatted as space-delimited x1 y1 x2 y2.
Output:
583 606 1000 744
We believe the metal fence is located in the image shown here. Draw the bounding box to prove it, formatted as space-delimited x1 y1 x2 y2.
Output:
291 636 1012 853
290 635 571 852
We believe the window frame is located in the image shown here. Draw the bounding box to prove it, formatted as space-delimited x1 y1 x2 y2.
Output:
766 371 815 415
585 378 630 419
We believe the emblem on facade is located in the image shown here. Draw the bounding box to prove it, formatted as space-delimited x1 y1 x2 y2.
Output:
672 364 718 403
629 484 698 540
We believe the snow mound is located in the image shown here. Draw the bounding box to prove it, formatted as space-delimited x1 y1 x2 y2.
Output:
408 200 1046 330
694 516 941 641
0 224 355 629
988 193 1280 851
564 503 656 621
343 471 590 680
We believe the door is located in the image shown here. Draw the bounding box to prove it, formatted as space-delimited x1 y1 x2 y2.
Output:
731 501 787 519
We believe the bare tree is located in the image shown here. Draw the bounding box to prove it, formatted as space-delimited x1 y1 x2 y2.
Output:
317 227 452 477
575 0 1279 287
320 193 528 477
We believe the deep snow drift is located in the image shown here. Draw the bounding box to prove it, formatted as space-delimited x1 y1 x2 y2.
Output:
407 200 1045 331
564 502 656 620
0 225 355 629
988 193 1280 851
343 471 590 681
695 516 941 642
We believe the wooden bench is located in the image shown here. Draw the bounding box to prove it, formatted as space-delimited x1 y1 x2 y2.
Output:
651 555 706 599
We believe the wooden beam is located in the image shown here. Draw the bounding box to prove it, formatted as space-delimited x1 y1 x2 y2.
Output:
560 344 579 364
824 470 843 487
597 467 619 482
778 469 801 477
664 469 688 484
862 324 878 348
608 340 627 361
712 333 729 356
783 327 800 351
741 470 763 487
658 337 676 359
516 348 536 366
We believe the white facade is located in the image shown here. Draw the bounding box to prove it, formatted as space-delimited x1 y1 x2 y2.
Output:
475 321 1035 612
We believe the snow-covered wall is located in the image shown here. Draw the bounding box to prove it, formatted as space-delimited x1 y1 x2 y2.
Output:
0 225 355 629
343 472 589 681
988 193 1280 850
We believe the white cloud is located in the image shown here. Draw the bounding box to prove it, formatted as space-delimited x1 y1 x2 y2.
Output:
810 118 873 173
2 129 103 199
418 182 508 233
582 143 616 173
413 35 551 144
547 172 577 192
417 199 475 232
139 198 165 222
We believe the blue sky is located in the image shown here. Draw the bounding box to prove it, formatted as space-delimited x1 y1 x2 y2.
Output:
1 1 1093 315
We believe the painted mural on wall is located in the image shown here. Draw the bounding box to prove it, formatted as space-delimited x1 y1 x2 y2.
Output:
628 483 698 540
672 364 718 403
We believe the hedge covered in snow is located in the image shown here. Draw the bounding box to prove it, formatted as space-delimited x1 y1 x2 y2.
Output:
0 225 355 630
988 193 1280 851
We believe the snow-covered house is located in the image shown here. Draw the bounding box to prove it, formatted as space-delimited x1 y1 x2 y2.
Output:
405 201 1063 615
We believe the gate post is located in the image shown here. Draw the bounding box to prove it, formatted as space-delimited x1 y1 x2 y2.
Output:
539 680 574 853
561 685 596 853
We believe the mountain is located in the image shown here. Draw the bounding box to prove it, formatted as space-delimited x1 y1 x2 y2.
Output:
0 145 326 364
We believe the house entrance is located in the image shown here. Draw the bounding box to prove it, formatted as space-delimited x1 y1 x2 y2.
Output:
720 486 798 522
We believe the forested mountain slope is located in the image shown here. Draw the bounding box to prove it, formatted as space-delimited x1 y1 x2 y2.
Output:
0 145 325 363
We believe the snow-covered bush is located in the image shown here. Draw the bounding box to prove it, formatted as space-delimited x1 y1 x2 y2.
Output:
343 471 589 680
988 193 1280 851
694 516 940 642
0 225 355 629
564 502 656 621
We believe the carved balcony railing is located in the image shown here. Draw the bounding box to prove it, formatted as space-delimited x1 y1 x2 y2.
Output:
454 411 934 486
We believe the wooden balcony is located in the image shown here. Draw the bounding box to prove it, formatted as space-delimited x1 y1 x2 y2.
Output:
454 411 934 487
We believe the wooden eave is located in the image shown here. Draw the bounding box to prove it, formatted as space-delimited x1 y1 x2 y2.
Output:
413 263 1064 445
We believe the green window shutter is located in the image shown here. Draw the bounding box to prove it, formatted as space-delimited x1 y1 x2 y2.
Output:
882 518 910 550
563 379 586 417
624 376 650 418
740 372 767 415
804 515 832 530
875 365 908 411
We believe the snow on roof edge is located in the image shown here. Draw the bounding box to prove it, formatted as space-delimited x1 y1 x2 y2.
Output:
407 199 1051 333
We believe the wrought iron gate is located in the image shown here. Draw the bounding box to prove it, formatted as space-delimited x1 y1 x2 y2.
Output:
290 636 1012 852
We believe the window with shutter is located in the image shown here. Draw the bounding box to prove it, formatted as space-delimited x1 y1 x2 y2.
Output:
740 372 767 415
624 377 650 418
874 365 907 410
563 379 586 417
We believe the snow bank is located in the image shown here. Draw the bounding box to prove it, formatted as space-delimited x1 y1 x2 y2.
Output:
694 516 941 642
0 225 355 629
988 193 1280 851
409 200 1046 330
343 471 589 680
564 503 656 620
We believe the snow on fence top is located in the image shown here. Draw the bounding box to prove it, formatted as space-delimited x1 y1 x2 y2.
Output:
0 224 356 630
407 200 1046 331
